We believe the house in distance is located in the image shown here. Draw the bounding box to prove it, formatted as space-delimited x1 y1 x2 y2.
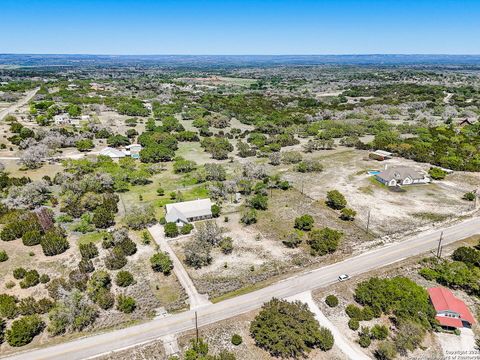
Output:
375 166 431 187
165 198 213 227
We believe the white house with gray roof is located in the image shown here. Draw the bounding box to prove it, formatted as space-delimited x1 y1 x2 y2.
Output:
375 166 430 187
165 199 213 226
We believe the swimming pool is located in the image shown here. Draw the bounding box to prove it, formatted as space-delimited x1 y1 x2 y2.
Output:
367 170 381 175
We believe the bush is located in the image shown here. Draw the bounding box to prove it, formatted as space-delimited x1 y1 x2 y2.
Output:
40 227 69 256
0 294 18 319
240 209 257 225
150 252 173 275
428 167 447 180
294 214 314 231
374 341 397 360
326 190 347 210
39 274 50 284
95 288 115 310
452 246 480 266
104 247 127 270
19 270 40 289
362 306 374 321
346 304 363 319
6 315 45 347
231 334 243 346
250 298 332 358
79 242 99 260
220 237 233 254
371 324 389 340
13 267 26 280
394 320 425 355
0 250 8 262
282 231 303 248
248 194 268 210
308 227 342 256
180 223 194 235
358 330 372 348
115 271 135 287
116 295 136 314
463 191 476 201
184 240 212 269
340 208 356 221
22 230 42 246
325 295 339 308
79 258 95 273
211 204 221 218
164 222 179 238
348 318 360 330
92 206 115 229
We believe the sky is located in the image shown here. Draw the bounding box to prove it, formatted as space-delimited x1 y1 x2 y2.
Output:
1 0 479 55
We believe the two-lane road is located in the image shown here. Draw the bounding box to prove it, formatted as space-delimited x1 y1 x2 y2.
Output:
3 216 480 360
0 88 39 121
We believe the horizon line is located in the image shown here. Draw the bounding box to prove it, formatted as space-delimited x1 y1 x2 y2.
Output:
2 53 480 57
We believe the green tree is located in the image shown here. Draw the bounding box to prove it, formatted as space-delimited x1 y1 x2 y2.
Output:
326 190 347 210
116 295 136 314
294 214 314 231
428 167 447 180
308 227 342 256
150 252 173 275
6 315 44 347
75 139 94 152
164 222 179 238
115 271 135 287
325 295 339 307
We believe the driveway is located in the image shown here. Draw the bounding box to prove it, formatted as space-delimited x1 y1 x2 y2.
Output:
436 328 478 359
148 224 211 309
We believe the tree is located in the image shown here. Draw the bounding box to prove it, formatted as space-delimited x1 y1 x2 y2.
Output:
211 204 221 218
150 252 173 275
374 341 397 360
19 144 48 169
394 320 425 355
75 139 94 152
184 240 212 269
92 206 115 228
283 231 303 248
358 327 371 348
220 237 233 254
124 205 156 229
294 214 314 231
79 243 98 260
0 250 8 262
371 324 389 340
104 247 127 270
248 194 268 210
164 222 179 238
326 190 347 210
452 246 480 266
40 227 69 256
308 227 342 256
463 192 476 201
241 209 257 225
0 294 18 319
250 298 333 358
6 315 45 347
231 334 242 346
140 144 174 163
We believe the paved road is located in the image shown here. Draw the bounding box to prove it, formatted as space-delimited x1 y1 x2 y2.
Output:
0 88 39 121
3 216 480 360
148 224 211 309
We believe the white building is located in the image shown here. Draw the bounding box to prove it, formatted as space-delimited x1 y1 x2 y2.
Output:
165 199 213 226
54 113 70 125
99 147 126 159
375 166 430 187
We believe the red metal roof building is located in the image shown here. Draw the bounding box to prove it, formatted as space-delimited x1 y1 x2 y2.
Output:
428 287 476 329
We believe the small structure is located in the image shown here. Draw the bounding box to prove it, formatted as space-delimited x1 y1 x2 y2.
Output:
99 147 126 159
54 114 70 125
428 287 476 329
165 199 213 226
124 144 142 159
375 166 430 187
369 150 393 161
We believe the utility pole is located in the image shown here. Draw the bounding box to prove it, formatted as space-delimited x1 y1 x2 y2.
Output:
474 189 477 210
194 311 199 341
436 231 444 258
366 209 371 234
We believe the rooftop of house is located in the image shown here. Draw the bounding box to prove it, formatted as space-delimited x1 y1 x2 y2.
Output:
165 198 212 221
377 166 426 181
428 287 475 325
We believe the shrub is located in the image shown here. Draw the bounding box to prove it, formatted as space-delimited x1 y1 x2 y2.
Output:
374 341 397 360
452 246 480 266
358 328 372 348
0 294 18 319
296 159 323 173
116 295 136 314
6 315 45 347
211 204 221 218
180 223 194 235
104 247 128 270
325 295 339 308
5 281 15 289
463 191 476 201
156 187 165 196
231 334 242 346
308 227 342 256
340 208 356 221
79 242 99 260
0 250 8 262
150 252 173 275
294 214 314 231
348 318 360 330
79 258 95 273
40 227 69 256
250 298 332 358
346 304 363 319
13 267 26 280
248 194 268 210
428 167 447 180
22 230 42 246
282 231 302 248
240 209 257 225
326 190 347 210
220 237 233 254
95 288 115 310
20 270 40 289
371 324 389 340
184 240 212 269
92 206 115 229
115 271 135 287
39 274 50 284
362 306 374 321
117 237 137 256
394 320 425 355
164 222 179 238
